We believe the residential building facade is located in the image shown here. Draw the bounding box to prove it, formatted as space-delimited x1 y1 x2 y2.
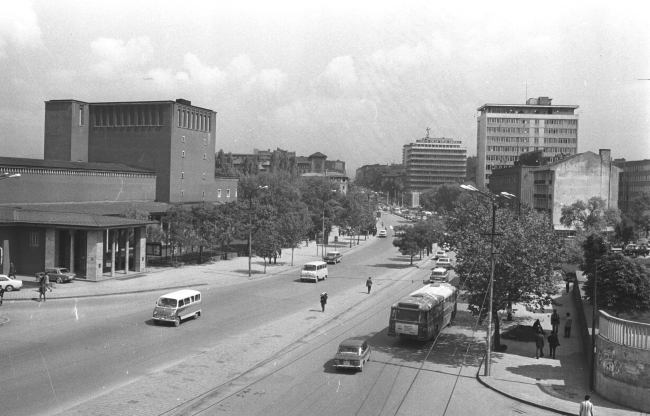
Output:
402 132 467 193
476 96 579 189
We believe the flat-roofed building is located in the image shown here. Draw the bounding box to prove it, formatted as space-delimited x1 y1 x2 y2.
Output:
476 96 579 189
613 158 650 214
402 130 467 193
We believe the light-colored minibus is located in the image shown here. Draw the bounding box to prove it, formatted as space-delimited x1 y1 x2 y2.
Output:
301 261 328 282
153 289 202 327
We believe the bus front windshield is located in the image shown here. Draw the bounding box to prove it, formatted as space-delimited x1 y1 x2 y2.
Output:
303 265 317 271
157 298 177 308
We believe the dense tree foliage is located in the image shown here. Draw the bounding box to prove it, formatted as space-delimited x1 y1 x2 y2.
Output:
560 196 621 232
445 192 566 349
582 252 650 317
627 191 650 238
419 184 462 214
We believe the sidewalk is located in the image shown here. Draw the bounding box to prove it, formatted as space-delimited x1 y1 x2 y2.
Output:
1 232 374 303
476 282 647 415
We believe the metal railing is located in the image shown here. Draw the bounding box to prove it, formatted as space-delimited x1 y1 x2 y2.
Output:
599 311 650 349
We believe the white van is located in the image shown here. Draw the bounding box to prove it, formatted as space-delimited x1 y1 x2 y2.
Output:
301 261 328 282
153 289 202 327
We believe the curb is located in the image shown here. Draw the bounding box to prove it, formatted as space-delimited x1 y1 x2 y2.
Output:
475 357 573 415
2 283 209 302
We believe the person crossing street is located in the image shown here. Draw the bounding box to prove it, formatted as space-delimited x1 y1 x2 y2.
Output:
366 277 373 294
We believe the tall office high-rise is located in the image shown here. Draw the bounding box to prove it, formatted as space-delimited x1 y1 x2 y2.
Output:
402 130 467 193
476 96 579 189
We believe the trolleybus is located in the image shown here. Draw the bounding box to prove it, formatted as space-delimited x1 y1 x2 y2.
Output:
387 282 457 341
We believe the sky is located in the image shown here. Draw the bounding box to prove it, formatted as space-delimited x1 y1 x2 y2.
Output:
1 1 649 177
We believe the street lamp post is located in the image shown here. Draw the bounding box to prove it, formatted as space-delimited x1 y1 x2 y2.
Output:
248 185 268 277
460 184 514 377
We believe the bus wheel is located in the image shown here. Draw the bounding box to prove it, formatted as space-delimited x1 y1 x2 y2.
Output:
174 317 181 327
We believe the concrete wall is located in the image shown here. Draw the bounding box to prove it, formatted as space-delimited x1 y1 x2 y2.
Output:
44 100 89 163
0 171 156 204
596 335 650 412
85 230 104 281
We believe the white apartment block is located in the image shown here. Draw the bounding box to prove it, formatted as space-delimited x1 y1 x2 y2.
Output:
476 96 579 189
402 131 467 193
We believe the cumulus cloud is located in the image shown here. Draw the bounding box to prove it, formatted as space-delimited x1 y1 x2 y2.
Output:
0 2 43 58
243 68 288 94
90 36 154 77
183 53 227 86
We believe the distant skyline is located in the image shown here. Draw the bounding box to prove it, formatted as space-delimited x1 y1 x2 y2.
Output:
1 1 649 177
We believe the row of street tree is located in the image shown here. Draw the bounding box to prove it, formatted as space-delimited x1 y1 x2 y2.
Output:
137 172 378 271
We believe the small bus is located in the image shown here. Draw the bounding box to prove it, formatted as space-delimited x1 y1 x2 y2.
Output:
388 282 457 341
153 289 202 327
301 261 328 282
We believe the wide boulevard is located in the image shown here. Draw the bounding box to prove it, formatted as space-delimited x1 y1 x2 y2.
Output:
0 214 556 416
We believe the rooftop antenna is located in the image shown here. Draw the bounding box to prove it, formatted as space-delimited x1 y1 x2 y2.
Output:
525 82 528 102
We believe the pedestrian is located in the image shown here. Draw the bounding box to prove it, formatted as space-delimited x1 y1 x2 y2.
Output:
532 319 542 334
550 309 560 334
547 330 561 359
320 292 328 312
566 278 570 293
0 286 5 306
38 274 47 302
564 312 573 338
535 329 545 359
579 395 595 416
366 277 373 294
8 262 17 279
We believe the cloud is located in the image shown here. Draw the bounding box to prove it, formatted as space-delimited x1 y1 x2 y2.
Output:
90 36 154 77
183 53 227 86
317 55 358 95
227 54 254 79
0 2 43 58
243 68 288 94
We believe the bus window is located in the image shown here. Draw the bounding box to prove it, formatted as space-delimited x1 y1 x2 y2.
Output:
184 297 191 305
179 299 185 307
195 294 200 301
395 309 421 322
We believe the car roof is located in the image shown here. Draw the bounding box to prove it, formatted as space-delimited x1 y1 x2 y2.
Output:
432 267 448 272
305 261 327 265
338 338 366 348
158 289 201 300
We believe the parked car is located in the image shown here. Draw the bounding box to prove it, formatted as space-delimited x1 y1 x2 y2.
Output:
333 338 371 372
434 250 447 259
0 275 23 291
436 257 454 269
624 244 649 257
35 267 76 283
378 230 387 238
323 251 343 264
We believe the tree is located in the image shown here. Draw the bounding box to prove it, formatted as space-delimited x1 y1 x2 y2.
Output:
118 203 165 242
580 233 610 276
560 197 621 232
582 252 650 317
392 225 419 265
446 193 566 350
628 191 650 238
165 205 195 262
212 202 244 260
419 184 462 213
215 149 237 176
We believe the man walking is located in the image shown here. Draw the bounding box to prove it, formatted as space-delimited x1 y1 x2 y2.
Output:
8 262 17 279
547 331 561 359
564 312 573 338
366 277 373 294
550 309 560 334
535 329 545 359
579 395 595 416
320 292 328 313
38 273 47 302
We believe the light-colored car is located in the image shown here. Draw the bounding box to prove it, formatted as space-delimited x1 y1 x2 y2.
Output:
323 251 343 264
436 257 454 269
429 267 450 282
378 230 387 237
333 338 371 372
434 250 447 259
0 275 23 291
36 267 76 283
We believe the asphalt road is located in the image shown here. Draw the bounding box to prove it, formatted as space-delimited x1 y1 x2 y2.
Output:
0 216 421 416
